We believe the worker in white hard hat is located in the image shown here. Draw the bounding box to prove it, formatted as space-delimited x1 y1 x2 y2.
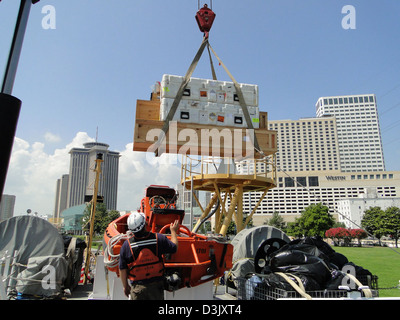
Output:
119 211 179 300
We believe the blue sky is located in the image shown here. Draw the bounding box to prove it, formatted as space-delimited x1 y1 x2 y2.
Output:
1 0 400 216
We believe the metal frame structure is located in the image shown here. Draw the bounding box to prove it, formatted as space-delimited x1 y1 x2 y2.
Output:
181 155 277 236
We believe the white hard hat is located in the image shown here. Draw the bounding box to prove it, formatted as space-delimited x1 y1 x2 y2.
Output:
127 211 146 233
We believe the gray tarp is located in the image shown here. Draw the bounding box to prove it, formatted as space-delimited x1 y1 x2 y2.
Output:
0 216 68 297
230 226 290 279
15 255 68 296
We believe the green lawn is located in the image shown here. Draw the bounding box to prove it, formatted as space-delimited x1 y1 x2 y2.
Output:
333 246 400 298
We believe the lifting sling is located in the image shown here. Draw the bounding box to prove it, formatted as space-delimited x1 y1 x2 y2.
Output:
155 36 261 155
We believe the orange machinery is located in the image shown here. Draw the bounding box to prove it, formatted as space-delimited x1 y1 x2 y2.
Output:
103 185 233 291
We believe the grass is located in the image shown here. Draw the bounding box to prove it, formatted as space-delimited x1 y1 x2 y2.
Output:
333 246 400 298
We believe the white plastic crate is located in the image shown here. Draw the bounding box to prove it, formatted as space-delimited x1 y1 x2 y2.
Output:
222 105 260 129
160 98 203 123
160 74 259 107
160 98 259 128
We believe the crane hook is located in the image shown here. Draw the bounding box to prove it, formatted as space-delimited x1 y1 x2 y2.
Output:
195 3 216 38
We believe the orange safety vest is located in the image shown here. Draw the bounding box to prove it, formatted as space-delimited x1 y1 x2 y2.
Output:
127 233 164 282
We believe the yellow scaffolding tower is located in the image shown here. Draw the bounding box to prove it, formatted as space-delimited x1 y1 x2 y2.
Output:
181 155 277 236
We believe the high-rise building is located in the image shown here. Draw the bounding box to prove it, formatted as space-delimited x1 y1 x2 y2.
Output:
53 174 69 219
232 93 400 225
268 116 340 172
315 94 385 172
0 194 16 221
67 142 120 210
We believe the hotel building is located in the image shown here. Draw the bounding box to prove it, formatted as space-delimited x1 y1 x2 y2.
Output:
238 94 399 226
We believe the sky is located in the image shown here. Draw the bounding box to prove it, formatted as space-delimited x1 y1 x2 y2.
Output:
1 0 400 217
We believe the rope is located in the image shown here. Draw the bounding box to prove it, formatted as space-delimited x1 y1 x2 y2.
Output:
275 272 312 300
341 271 373 298
103 231 133 269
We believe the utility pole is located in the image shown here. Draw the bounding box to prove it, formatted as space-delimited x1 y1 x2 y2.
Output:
83 153 103 284
0 0 40 202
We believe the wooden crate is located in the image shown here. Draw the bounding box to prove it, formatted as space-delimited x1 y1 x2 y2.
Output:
135 99 160 121
133 99 277 158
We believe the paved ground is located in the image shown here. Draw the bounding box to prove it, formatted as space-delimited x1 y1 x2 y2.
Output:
68 283 94 300
68 282 237 300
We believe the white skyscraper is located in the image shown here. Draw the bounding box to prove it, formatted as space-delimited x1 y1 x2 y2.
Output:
315 94 385 172
67 142 120 210
268 116 340 172
53 174 69 219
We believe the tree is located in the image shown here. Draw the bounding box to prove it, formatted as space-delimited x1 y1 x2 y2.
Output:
224 216 254 236
383 206 400 248
333 221 346 228
350 228 368 246
361 206 385 245
264 211 287 231
286 220 304 238
325 227 351 246
286 203 335 238
325 227 368 246
361 206 400 247
82 203 120 235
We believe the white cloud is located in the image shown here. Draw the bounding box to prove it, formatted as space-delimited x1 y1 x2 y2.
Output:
44 132 61 143
4 132 94 216
3 132 181 217
116 143 181 211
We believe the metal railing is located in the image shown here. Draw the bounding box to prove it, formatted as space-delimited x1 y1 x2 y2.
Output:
181 154 277 183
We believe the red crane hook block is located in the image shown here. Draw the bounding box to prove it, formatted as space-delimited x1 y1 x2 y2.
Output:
195 4 216 38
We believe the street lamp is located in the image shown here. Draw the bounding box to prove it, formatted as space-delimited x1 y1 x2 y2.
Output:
0 1 40 202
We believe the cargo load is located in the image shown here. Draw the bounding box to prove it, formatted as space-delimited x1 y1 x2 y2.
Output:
159 74 260 128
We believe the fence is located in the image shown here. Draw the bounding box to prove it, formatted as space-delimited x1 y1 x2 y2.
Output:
234 274 379 300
